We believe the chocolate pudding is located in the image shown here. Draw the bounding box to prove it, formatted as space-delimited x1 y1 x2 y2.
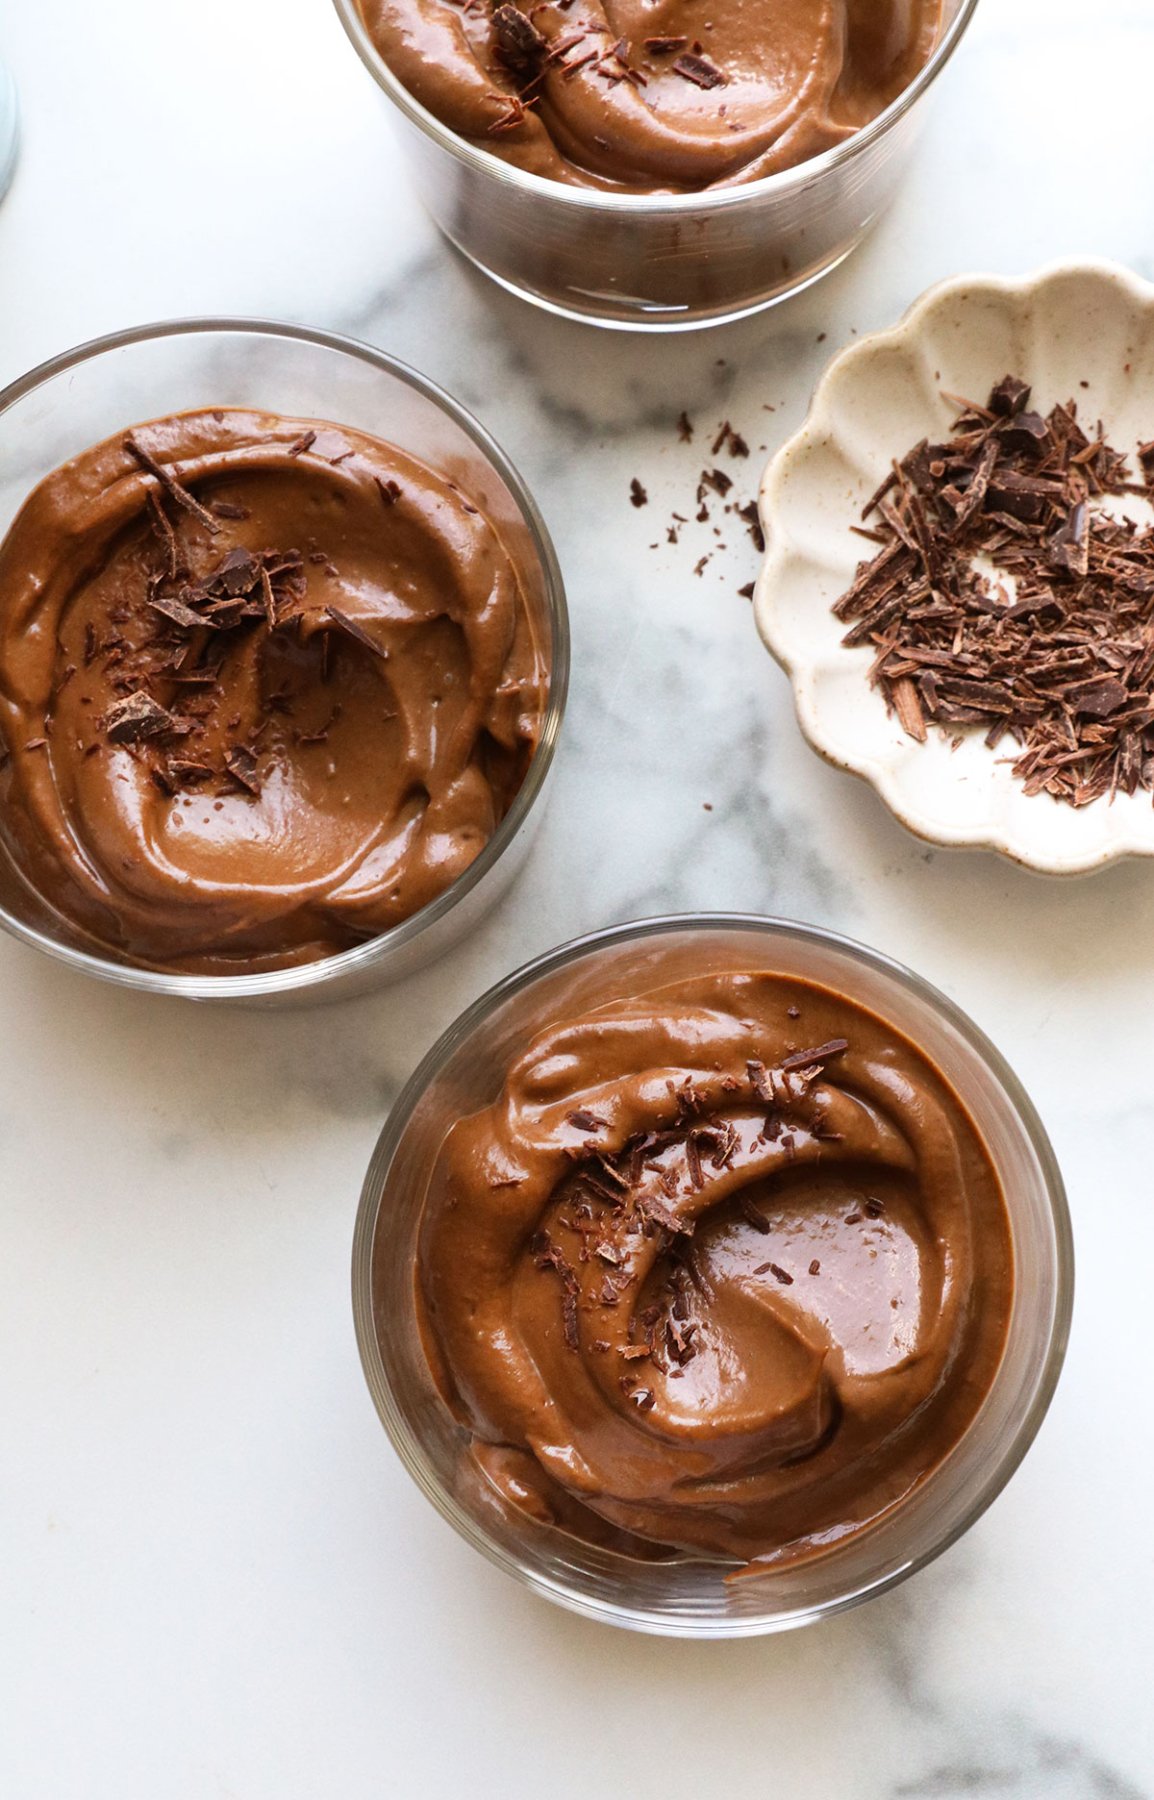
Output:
0 410 547 973
417 968 1013 1566
357 0 943 192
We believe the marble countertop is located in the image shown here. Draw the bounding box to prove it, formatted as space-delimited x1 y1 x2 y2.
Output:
1 1 1151 1794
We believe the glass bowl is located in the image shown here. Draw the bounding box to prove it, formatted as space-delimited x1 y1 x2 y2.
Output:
0 319 568 1004
0 59 18 204
353 912 1072 1636
333 0 980 331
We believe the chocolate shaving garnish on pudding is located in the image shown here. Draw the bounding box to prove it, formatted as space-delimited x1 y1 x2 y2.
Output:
147 489 179 579
417 967 1012 1566
224 745 262 795
566 1108 605 1133
146 594 210 632
356 0 942 192
671 50 727 88
739 1195 771 1234
833 375 1154 806
102 691 187 745
0 408 547 973
781 1038 849 1071
492 3 548 78
123 435 220 534
323 605 388 660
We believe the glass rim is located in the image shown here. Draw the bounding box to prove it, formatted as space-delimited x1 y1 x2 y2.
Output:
331 0 982 215
352 909 1074 1637
0 315 570 1000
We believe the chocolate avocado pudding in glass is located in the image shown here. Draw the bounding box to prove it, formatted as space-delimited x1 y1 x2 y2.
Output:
337 0 976 327
0 409 547 974
356 0 942 191
416 966 1012 1567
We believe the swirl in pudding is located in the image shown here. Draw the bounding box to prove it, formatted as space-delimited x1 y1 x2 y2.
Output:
417 967 1013 1565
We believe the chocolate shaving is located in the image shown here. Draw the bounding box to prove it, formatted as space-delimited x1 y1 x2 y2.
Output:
102 691 187 745
566 1108 605 1133
167 757 214 784
492 3 547 77
630 477 648 508
216 548 260 596
224 745 261 795
737 500 765 553
123 436 219 534
148 595 212 632
638 1193 694 1237
781 1039 849 1072
324 605 387 660
700 466 733 497
147 489 179 579
672 50 726 87
535 1236 581 1350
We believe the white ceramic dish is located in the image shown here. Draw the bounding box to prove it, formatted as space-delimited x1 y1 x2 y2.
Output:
755 260 1154 875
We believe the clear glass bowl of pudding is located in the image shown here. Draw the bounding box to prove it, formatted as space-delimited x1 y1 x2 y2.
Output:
333 0 980 330
0 319 568 1004
353 912 1071 1635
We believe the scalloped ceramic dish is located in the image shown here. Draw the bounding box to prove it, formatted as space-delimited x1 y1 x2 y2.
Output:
755 261 1154 875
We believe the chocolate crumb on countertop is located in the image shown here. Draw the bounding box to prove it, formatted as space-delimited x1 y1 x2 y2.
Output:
630 477 649 508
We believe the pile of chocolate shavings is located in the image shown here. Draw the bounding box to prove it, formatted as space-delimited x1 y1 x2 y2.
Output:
835 374 1154 806
92 446 322 800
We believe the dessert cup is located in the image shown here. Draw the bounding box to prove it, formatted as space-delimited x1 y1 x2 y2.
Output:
333 0 980 331
0 319 568 1004
353 913 1072 1635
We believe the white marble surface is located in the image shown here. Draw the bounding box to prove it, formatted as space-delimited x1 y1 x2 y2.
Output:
0 1 1152 1794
